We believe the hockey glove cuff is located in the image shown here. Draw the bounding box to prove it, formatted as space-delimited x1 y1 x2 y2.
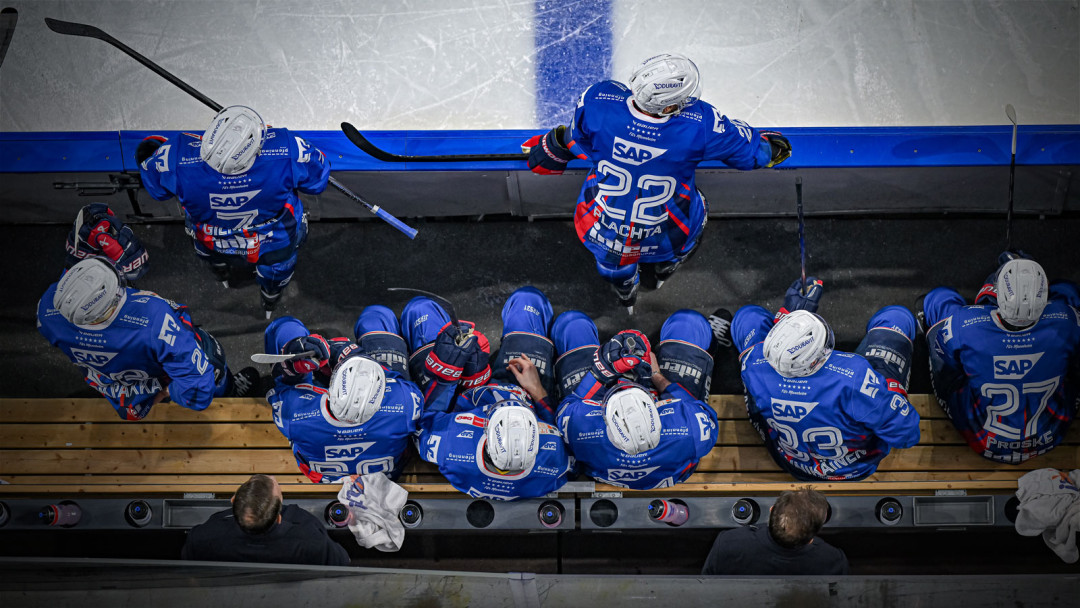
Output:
524 125 576 175
281 334 331 377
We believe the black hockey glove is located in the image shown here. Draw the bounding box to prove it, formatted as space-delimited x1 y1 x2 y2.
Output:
591 330 651 385
135 135 168 165
776 277 823 322
523 125 576 175
761 131 791 168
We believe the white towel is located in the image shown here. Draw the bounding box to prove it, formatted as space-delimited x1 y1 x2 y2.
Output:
336 473 409 552
1015 468 1080 563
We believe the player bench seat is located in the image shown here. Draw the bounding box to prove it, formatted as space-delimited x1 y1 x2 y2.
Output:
0 395 1075 497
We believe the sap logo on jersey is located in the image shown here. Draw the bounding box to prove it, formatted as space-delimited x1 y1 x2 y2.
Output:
209 189 262 210
612 137 666 166
324 441 376 460
70 348 118 368
607 466 660 482
771 399 820 423
992 353 1044 380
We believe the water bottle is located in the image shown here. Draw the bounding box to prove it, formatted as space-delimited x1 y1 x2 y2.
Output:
648 499 688 526
39 501 82 527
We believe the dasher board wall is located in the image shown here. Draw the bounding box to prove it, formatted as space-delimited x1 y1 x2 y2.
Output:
1 1 1076 132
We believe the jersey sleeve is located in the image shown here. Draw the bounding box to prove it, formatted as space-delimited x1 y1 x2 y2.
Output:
289 132 331 195
847 367 921 449
1050 280 1080 307
701 107 773 170
152 308 218 411
568 84 602 160
137 136 180 201
664 385 719 459
267 385 292 439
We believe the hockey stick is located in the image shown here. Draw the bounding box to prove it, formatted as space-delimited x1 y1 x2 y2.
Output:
44 17 417 239
0 7 18 69
796 177 807 296
250 350 318 364
1005 104 1018 251
341 121 529 163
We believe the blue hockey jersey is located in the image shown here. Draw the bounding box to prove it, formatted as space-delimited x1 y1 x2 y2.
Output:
927 297 1080 463
417 383 571 500
139 128 329 260
268 368 423 483
739 335 921 481
557 373 717 489
37 284 217 420
568 80 773 265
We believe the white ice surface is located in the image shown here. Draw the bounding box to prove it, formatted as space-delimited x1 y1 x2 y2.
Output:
0 0 1076 131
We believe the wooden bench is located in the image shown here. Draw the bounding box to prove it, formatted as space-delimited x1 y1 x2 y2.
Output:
1 395 1076 497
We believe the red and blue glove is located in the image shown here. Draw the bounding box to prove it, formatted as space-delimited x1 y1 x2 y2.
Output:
592 330 651 384
280 334 331 378
775 277 824 322
523 125 576 175
425 321 491 387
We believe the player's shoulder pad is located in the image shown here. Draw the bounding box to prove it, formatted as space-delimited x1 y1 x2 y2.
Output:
586 80 631 104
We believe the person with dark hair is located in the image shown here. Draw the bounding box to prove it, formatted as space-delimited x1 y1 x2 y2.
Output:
181 474 350 565
701 487 849 575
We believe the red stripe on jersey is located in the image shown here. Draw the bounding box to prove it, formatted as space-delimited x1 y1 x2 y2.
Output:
668 211 691 236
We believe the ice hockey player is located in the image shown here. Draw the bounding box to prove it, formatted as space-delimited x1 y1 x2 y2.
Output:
406 287 571 500
64 203 149 283
552 310 718 489
730 278 921 481
921 252 1080 464
37 257 259 421
263 310 423 483
136 105 330 317
524 53 791 313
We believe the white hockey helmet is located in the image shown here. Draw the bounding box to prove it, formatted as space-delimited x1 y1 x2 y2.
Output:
604 384 661 456
327 356 386 425
628 53 702 117
763 310 835 378
485 403 540 473
200 105 266 175
995 259 1048 326
53 257 124 326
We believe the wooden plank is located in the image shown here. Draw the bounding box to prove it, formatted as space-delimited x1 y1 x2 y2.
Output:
0 449 299 475
0 475 456 495
0 398 271 423
0 423 290 449
695 445 1080 473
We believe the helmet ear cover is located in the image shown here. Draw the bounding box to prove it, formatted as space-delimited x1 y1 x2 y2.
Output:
53 257 125 326
200 105 267 175
763 310 835 378
628 53 702 116
604 383 661 456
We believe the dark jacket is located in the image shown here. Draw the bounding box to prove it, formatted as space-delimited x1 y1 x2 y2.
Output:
181 504 350 566
701 524 849 575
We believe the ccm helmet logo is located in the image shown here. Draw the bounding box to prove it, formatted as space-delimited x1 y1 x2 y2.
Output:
209 189 262 210
612 136 667 166
992 353 1044 380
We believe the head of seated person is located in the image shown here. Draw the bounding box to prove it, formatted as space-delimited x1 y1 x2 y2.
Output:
232 474 283 535
769 486 829 549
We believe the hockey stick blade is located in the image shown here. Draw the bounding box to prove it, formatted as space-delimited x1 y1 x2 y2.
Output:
341 121 528 163
45 17 224 113
250 350 318 364
0 7 18 69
